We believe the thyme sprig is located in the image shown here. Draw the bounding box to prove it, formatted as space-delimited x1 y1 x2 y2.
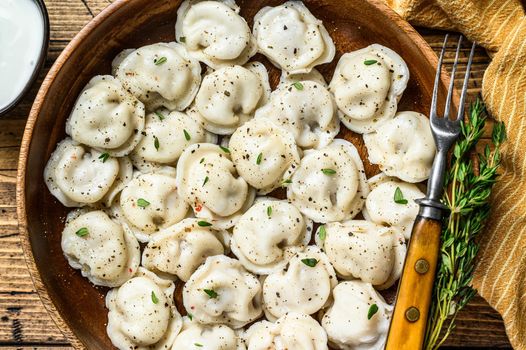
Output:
424 99 506 349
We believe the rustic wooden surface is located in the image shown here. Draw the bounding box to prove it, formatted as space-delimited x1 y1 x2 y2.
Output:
0 0 511 349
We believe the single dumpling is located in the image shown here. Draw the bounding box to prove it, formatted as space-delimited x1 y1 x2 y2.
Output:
321 281 392 350
262 246 337 321
183 255 263 328
243 312 328 350
363 111 436 182
253 1 335 74
329 44 409 134
287 139 369 223
61 210 140 287
172 317 246 349
106 268 182 350
142 218 229 282
231 198 312 275
44 138 133 207
316 220 406 290
255 79 340 150
176 143 255 229
362 173 425 239
192 63 269 135
112 42 201 111
118 169 189 242
66 75 145 157
229 118 301 194
175 0 257 68
131 109 217 170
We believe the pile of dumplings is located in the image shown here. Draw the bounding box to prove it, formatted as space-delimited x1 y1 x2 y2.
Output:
44 1 436 349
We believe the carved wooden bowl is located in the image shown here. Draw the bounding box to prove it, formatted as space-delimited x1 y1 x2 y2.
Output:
17 0 456 348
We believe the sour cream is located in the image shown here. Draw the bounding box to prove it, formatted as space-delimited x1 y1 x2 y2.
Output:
0 0 46 112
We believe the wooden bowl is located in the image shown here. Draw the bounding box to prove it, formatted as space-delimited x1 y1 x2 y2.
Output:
17 0 457 348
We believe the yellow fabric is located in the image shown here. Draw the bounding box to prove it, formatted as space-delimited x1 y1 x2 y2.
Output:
384 1 526 348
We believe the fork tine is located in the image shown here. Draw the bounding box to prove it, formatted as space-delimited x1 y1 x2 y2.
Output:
456 42 476 122
444 35 463 119
431 34 449 120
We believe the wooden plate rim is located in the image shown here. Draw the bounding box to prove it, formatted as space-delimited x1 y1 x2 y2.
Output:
16 0 452 348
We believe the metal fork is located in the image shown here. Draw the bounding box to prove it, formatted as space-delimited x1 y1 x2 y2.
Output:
385 35 476 350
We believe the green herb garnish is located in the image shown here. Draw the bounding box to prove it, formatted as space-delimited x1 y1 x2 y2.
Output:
367 304 378 319
194 344 203 348
154 136 160 151
197 221 212 227
151 291 159 304
318 225 326 240
180 36 186 43
154 56 167 65
137 198 150 208
267 206 272 217
281 178 292 187
394 187 408 204
364 59 378 65
256 152 263 165
184 129 191 141
321 168 336 175
203 176 209 187
155 111 165 121
219 146 230 154
301 258 318 267
203 289 218 298
75 227 89 237
98 153 110 163
292 82 304 90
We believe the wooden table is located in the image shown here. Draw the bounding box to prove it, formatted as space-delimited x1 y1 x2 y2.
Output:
0 0 513 348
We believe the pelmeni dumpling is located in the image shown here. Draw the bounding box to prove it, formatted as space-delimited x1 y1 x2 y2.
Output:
172 318 246 349
363 174 425 239
244 312 328 350
142 218 229 282
193 64 269 135
175 0 257 68
119 169 189 242
322 281 392 350
229 118 301 194
255 79 340 150
106 268 182 350
61 210 140 287
287 139 369 223
44 138 132 207
262 246 337 321
113 42 201 111
316 220 406 290
176 143 255 229
253 1 335 74
329 44 409 134
131 109 217 170
231 198 312 275
363 111 436 182
183 255 263 328
66 75 145 157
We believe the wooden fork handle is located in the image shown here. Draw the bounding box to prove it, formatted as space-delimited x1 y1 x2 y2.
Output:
385 216 442 350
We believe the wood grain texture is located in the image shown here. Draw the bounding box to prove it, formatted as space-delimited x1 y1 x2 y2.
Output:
0 0 511 349
386 217 443 350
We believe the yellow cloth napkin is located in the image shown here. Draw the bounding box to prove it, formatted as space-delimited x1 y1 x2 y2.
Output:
385 1 526 348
